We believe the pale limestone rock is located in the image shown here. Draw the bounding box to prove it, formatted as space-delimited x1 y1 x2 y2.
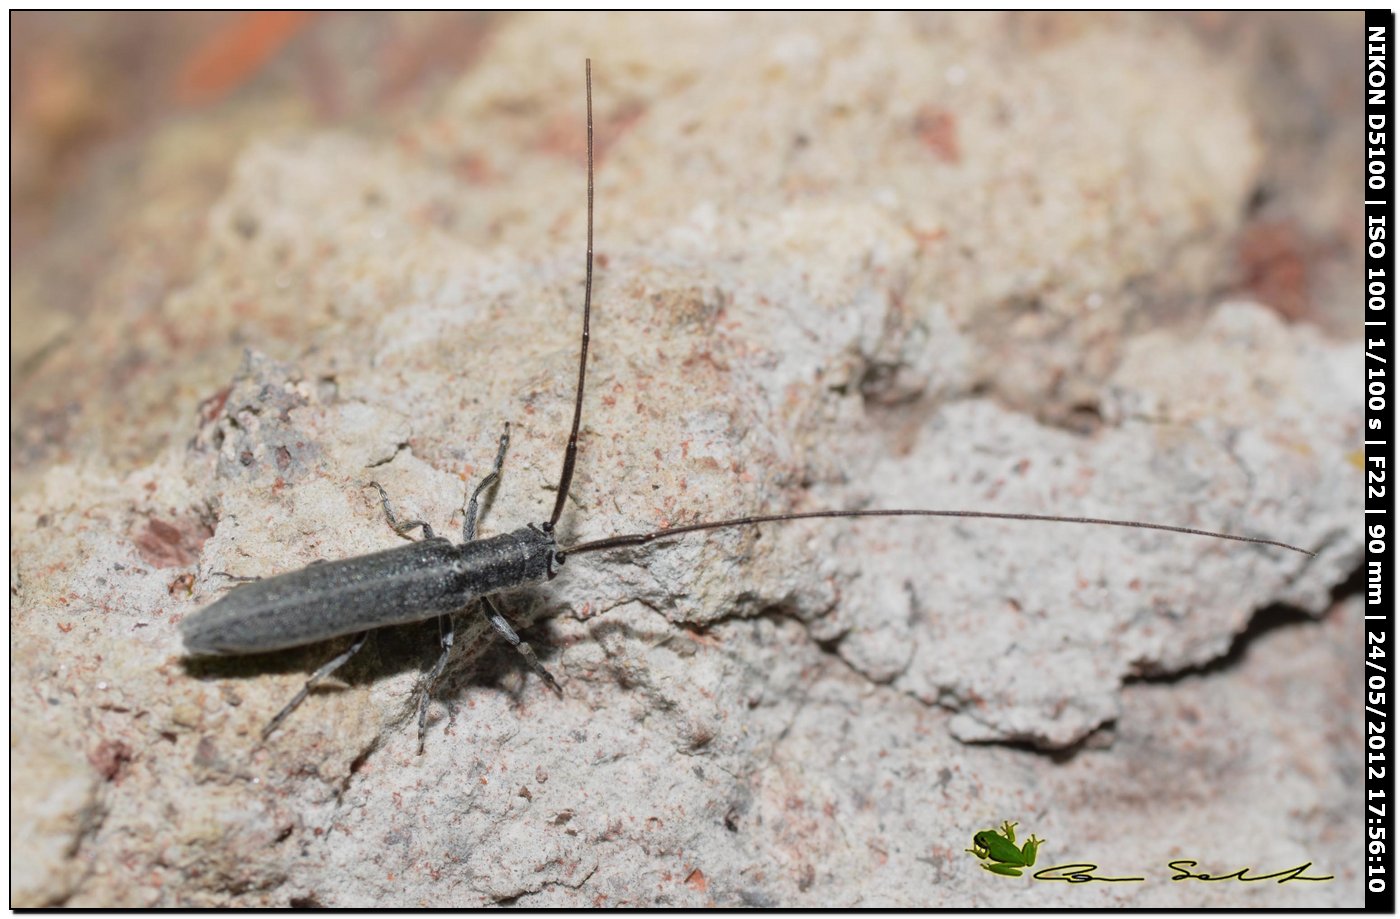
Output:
10 13 1362 907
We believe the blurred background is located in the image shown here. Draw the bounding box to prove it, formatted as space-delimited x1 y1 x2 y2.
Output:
11 11 1363 474
13 12 495 382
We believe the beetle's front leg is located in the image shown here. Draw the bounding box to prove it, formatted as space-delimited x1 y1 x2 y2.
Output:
366 481 435 540
463 422 510 542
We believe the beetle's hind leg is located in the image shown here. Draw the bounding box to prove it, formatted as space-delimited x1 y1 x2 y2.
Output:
482 595 562 694
211 571 262 583
463 422 510 542
415 612 456 754
366 481 435 540
262 631 371 740
208 571 262 594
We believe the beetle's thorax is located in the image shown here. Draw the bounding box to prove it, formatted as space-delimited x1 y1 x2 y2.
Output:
454 524 563 595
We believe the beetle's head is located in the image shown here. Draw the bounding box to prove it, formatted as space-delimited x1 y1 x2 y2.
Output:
531 522 567 579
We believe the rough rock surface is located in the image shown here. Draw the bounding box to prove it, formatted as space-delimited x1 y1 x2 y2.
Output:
11 13 1363 907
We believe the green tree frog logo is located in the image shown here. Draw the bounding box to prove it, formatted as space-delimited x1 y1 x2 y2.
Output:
966 821 1044 877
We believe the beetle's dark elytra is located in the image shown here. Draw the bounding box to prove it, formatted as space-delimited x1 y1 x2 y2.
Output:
182 526 561 656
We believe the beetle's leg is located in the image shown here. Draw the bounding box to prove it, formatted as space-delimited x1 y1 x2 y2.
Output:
211 571 261 583
463 422 510 542
366 481 435 540
211 557 328 591
209 571 259 594
262 631 371 740
481 595 562 694
415 612 456 754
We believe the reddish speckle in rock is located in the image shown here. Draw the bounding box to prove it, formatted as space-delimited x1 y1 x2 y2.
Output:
913 106 961 164
199 385 232 424
1236 218 1311 322
134 517 212 569
906 224 947 250
89 738 133 782
684 868 707 892
452 152 495 184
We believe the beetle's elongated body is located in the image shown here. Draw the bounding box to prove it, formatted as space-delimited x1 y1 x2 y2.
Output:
182 527 561 655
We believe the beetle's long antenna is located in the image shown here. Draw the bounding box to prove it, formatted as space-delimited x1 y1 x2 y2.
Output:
560 509 1314 557
546 60 1313 561
548 59 595 532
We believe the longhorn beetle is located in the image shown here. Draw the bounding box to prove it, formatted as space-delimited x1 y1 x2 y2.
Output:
182 60 1313 753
